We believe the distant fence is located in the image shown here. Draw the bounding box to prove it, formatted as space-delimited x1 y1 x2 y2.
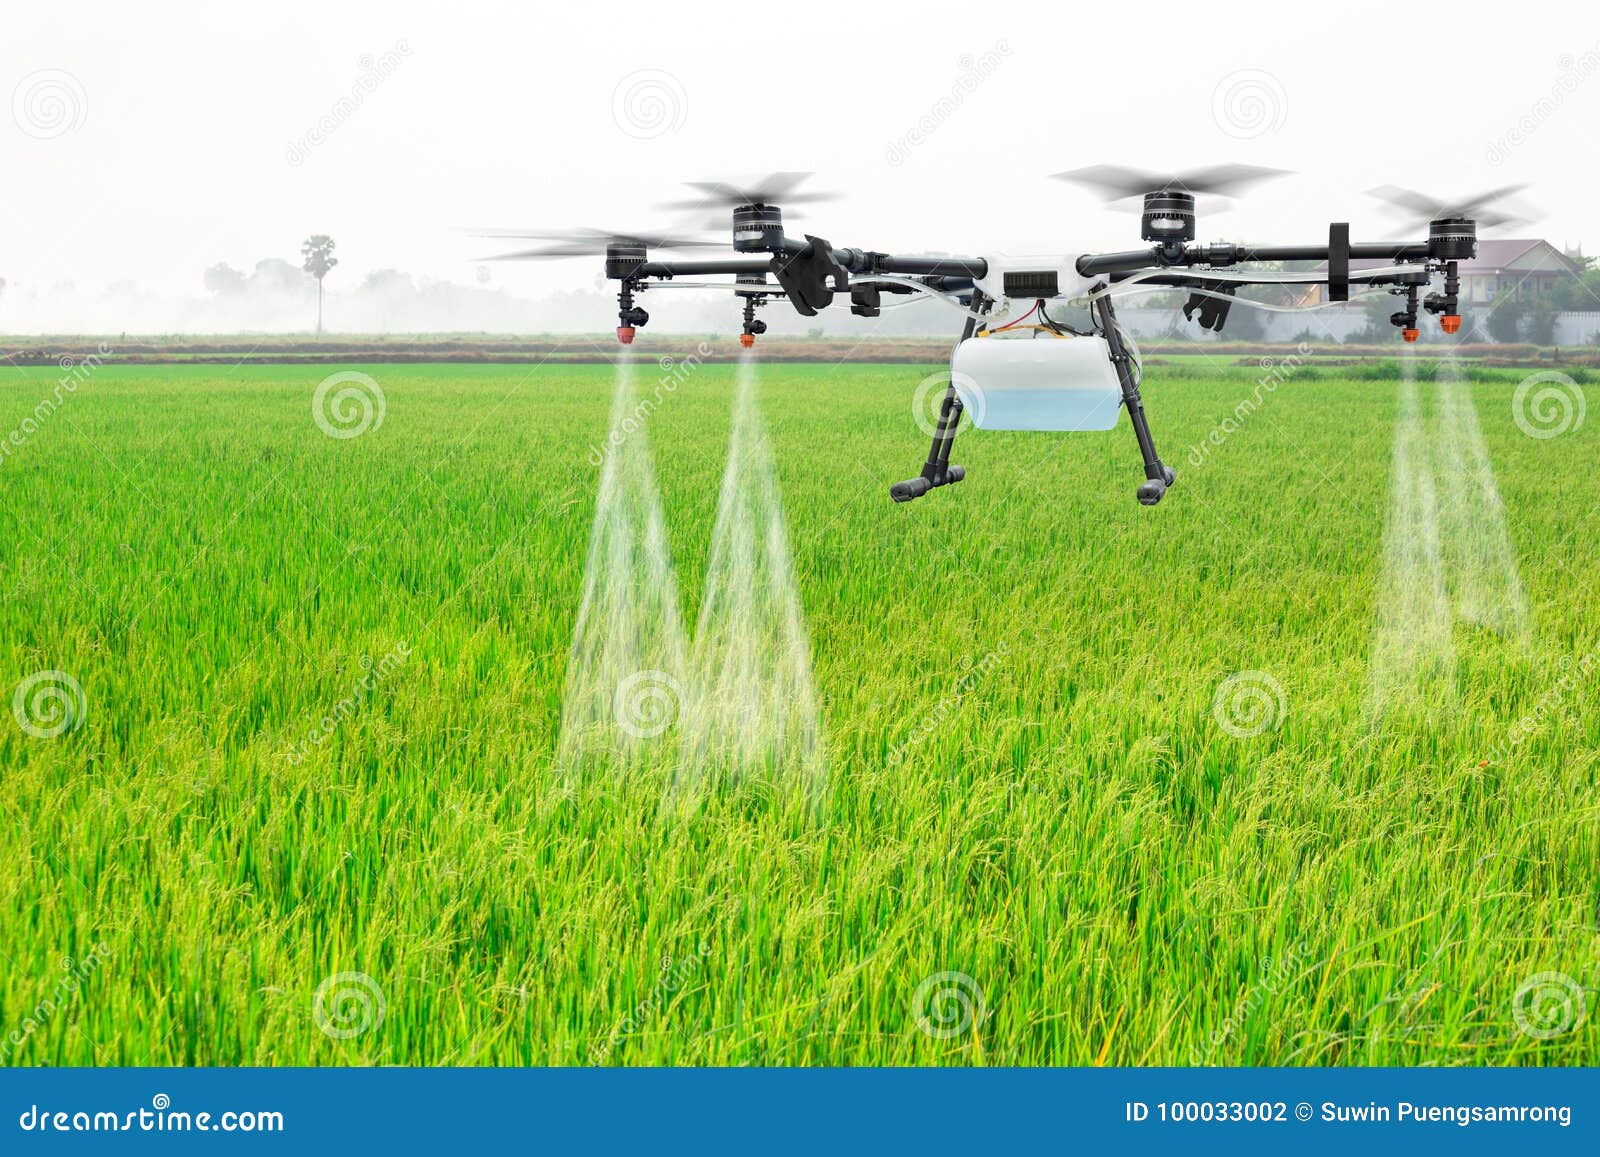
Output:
1555 313 1600 345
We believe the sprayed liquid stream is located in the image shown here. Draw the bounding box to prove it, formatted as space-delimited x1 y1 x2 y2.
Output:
1369 350 1456 719
557 352 825 807
556 354 690 779
1368 350 1531 721
1434 354 1530 641
674 353 825 805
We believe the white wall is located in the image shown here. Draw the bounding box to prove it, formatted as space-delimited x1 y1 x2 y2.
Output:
1118 306 1600 346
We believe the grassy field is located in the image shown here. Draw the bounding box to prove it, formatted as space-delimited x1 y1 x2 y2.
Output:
0 356 1594 1066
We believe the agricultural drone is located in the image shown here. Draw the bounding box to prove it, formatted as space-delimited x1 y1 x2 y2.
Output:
483 170 1525 506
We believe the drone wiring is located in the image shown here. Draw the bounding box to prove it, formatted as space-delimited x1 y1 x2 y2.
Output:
1111 283 1392 315
1195 286 1388 314
846 274 991 318
1116 322 1143 383
979 302 1040 336
1038 299 1094 337
974 325 1067 338
1065 263 1429 311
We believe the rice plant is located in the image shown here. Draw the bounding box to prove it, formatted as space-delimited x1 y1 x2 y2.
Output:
0 357 1593 1066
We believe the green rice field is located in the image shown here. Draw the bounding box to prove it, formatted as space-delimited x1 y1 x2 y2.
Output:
0 356 1595 1065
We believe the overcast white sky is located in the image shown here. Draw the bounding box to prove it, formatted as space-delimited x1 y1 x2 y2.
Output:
2 0 1596 327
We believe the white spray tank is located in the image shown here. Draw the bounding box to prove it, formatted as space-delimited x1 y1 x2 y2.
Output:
953 253 1127 431
952 333 1125 431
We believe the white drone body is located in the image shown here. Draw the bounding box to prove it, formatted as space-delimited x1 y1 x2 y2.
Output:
953 252 1125 433
970 251 1101 312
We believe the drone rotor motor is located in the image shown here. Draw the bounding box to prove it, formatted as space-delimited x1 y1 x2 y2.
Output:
733 204 784 253
1141 190 1197 243
1427 216 1477 261
603 242 648 280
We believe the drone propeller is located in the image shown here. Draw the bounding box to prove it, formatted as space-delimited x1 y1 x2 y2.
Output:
658 173 842 255
1365 184 1533 231
474 227 720 261
1056 164 1291 244
1053 163 1291 201
658 171 841 210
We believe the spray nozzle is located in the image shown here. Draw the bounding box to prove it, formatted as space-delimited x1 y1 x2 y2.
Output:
738 291 769 348
617 281 648 343
1423 261 1462 334
617 306 648 344
1390 283 1420 340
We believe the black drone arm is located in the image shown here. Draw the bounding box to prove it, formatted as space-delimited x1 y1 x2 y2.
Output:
625 218 1465 345
637 248 989 281
830 250 989 278
1075 222 1470 338
1076 240 1433 277
638 257 773 277
634 242 988 322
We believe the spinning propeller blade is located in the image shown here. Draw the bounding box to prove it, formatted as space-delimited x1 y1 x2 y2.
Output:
1053 163 1291 201
659 171 841 209
1365 184 1534 231
473 226 720 260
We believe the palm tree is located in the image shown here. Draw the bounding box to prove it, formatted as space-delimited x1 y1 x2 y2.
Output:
301 235 338 334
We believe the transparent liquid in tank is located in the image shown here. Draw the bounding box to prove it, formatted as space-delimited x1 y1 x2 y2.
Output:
951 334 1125 432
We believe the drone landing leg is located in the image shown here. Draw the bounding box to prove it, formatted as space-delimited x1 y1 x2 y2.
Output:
1093 292 1175 506
890 293 989 503
890 391 964 502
